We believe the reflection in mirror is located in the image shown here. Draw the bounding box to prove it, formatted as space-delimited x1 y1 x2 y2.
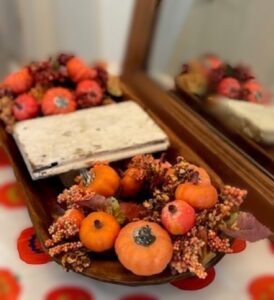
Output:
148 0 274 176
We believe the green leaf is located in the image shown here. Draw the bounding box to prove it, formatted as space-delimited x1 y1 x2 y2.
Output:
106 197 126 225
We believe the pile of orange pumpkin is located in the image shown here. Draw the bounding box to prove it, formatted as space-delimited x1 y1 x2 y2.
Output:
46 155 228 278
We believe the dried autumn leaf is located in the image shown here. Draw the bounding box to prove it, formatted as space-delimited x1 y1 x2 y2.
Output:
77 194 107 210
224 212 273 242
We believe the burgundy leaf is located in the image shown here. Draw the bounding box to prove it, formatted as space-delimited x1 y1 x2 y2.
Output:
77 194 107 210
224 212 273 242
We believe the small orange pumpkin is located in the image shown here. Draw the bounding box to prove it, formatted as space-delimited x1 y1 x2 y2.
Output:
165 164 211 186
41 87 77 115
80 211 120 252
175 183 218 209
188 164 211 185
83 164 120 197
115 220 173 276
120 167 144 197
66 57 96 83
3 68 33 94
62 208 85 228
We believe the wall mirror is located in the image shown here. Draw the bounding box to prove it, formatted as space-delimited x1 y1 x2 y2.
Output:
148 0 274 177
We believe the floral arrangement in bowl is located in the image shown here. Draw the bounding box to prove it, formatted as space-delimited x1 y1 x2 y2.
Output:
0 53 123 133
45 154 272 280
175 54 271 105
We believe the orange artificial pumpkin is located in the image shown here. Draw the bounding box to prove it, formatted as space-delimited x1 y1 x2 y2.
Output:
188 164 211 185
62 208 85 228
175 183 218 209
115 220 173 276
3 68 33 94
83 164 120 197
79 211 120 252
41 87 77 116
120 167 144 197
66 56 96 83
165 164 211 186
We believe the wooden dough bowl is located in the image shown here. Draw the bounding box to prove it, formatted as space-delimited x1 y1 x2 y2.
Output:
0 88 225 286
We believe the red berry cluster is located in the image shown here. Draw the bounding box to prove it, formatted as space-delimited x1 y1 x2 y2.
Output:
95 66 108 90
28 59 70 86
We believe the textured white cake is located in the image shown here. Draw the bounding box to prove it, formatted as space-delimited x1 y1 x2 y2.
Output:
13 101 169 179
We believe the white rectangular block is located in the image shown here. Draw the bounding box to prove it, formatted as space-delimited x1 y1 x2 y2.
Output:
13 101 169 180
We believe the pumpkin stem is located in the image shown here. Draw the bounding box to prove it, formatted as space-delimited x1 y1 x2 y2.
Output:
54 96 68 108
14 102 23 110
168 204 177 214
80 169 92 186
133 225 156 247
94 219 103 229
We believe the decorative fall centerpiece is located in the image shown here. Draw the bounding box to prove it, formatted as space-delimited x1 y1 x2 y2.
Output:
175 54 271 105
0 53 123 133
44 154 272 279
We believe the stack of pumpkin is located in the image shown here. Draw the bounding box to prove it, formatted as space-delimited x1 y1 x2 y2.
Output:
44 154 271 279
0 54 123 133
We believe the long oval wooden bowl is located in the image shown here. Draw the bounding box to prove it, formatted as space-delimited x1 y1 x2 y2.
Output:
0 125 224 285
0 91 225 285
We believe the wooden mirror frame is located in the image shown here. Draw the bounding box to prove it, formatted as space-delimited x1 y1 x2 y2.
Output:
121 0 274 232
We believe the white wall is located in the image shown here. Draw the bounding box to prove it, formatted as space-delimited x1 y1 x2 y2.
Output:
1 0 135 74
149 0 274 93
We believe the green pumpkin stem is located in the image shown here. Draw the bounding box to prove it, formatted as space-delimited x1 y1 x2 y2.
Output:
133 225 156 247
